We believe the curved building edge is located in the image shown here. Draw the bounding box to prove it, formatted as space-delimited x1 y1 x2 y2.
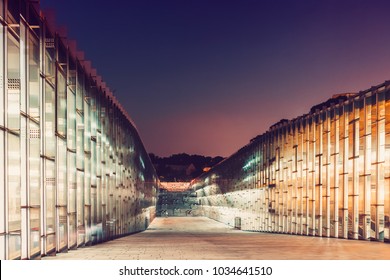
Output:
0 0 159 260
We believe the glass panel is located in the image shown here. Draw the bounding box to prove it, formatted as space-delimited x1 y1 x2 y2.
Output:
0 0 3 19
8 234 21 260
76 67 83 111
385 92 390 241
68 150 76 248
28 34 39 120
385 178 390 240
84 99 90 152
57 40 67 70
20 23 26 113
0 131 4 235
68 151 76 213
28 4 40 37
0 23 4 126
57 139 67 206
91 185 97 227
7 0 20 24
68 213 77 248
7 32 20 132
84 206 91 244
67 91 75 150
90 97 97 137
8 133 20 232
91 140 96 188
46 233 55 254
77 170 85 245
76 113 84 170
45 159 56 253
96 132 101 177
56 71 66 136
45 160 55 235
44 82 55 158
85 155 91 206
68 57 76 93
378 92 386 241
44 32 55 84
58 207 67 250
97 179 102 223
29 120 40 205
371 96 378 238
30 208 40 256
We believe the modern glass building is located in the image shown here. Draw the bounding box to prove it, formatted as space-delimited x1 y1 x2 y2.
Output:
192 85 390 243
0 0 158 259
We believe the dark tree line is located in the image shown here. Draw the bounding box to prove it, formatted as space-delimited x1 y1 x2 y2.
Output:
149 153 224 182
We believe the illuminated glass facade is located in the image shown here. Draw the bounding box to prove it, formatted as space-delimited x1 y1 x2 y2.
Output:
0 0 158 259
193 87 390 243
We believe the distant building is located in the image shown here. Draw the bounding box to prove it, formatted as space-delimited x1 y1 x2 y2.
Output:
186 163 196 176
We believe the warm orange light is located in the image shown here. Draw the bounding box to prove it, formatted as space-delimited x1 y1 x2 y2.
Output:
203 167 211 172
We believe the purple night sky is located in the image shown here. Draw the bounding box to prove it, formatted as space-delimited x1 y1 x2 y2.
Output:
40 0 390 157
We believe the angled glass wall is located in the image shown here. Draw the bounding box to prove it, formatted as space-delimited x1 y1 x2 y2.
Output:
0 0 158 260
193 87 390 243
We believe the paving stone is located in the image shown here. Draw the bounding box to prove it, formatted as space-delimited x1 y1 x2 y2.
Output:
43 217 390 260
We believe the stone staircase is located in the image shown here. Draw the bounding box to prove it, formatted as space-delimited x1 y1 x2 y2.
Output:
157 188 201 217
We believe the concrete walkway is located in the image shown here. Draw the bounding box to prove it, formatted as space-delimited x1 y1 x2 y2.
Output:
44 217 390 260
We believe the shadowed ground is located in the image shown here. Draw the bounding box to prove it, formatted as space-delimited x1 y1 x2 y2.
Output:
44 217 390 260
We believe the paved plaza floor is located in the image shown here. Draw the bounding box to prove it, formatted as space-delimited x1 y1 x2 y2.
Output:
44 217 390 260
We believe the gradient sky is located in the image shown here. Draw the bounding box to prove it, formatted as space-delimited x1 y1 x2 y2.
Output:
40 0 390 157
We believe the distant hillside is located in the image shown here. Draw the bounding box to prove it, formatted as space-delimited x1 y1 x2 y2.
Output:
149 153 224 182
